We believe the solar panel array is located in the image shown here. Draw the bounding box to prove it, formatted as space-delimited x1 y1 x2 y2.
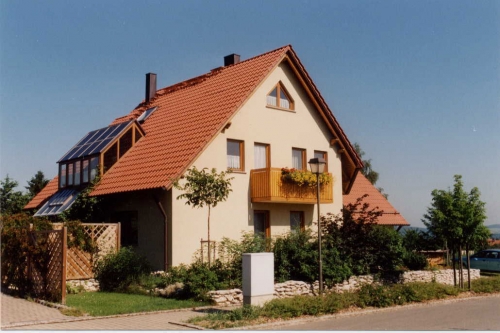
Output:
34 188 80 217
58 121 132 163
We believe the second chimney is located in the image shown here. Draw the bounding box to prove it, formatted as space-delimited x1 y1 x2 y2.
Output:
224 54 240 66
145 73 157 103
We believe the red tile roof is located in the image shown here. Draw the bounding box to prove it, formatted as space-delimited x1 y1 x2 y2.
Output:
24 176 59 210
343 173 410 226
86 45 362 196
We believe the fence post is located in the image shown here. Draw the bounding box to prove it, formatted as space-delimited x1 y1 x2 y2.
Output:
116 222 121 252
61 227 67 305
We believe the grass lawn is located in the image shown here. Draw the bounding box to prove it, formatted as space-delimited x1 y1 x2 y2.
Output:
66 292 209 316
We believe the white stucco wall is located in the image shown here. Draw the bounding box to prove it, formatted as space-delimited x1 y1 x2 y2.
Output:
170 61 344 266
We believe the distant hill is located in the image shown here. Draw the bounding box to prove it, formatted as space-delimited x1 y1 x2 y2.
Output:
400 224 499 239
486 224 500 239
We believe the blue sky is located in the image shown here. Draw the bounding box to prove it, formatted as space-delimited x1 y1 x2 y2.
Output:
1 0 498 228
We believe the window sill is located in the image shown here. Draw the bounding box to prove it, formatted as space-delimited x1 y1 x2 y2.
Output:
228 170 247 174
266 105 296 113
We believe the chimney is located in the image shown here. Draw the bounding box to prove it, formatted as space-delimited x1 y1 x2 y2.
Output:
224 54 240 66
145 73 157 103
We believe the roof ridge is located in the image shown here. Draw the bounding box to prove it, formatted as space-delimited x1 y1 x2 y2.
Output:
154 45 291 98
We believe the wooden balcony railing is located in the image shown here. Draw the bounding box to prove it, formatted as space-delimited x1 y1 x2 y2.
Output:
250 168 334 204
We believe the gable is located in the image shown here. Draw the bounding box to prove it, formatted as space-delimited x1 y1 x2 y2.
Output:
91 45 362 197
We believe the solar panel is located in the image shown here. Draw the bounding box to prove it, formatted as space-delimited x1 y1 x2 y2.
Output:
58 121 132 162
34 188 80 217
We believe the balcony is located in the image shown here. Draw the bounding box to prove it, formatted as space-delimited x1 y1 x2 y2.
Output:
250 168 334 204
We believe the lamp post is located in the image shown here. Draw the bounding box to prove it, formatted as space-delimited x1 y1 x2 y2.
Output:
308 157 326 294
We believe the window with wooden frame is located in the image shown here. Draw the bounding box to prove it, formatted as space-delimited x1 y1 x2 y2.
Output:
292 148 306 170
254 210 270 238
254 143 270 169
314 150 328 172
227 139 245 171
290 211 305 232
59 164 67 188
267 82 294 110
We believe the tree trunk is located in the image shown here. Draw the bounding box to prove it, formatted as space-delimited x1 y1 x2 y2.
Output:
452 248 457 287
207 205 211 267
466 243 471 290
459 245 463 289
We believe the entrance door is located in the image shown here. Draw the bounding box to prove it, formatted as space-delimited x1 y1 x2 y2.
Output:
254 211 270 238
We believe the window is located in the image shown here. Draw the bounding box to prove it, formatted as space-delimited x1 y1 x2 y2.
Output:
254 143 270 169
267 82 294 110
137 107 157 123
314 151 328 172
67 163 74 186
90 156 99 181
227 139 244 171
82 159 89 183
290 211 305 232
74 161 81 186
119 128 133 157
254 211 270 238
60 164 67 188
292 148 306 170
103 142 118 172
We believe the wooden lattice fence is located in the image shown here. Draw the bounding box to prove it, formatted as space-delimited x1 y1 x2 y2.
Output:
54 223 120 280
28 228 67 304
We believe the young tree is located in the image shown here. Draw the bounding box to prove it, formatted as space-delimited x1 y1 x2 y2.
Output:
423 175 489 289
353 143 388 198
174 167 233 266
25 171 49 198
0 175 29 215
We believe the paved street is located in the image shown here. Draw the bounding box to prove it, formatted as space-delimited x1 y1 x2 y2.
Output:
254 293 500 331
2 291 499 331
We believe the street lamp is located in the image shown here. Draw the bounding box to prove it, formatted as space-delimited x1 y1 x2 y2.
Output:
308 157 326 294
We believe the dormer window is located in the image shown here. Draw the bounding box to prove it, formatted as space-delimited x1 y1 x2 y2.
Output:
57 120 145 189
267 82 294 110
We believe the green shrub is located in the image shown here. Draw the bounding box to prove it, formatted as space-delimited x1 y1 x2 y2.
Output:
403 250 428 270
181 262 221 301
94 247 152 292
273 230 318 283
1 213 52 296
471 275 500 293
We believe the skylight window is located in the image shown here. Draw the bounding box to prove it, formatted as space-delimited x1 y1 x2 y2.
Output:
137 107 157 123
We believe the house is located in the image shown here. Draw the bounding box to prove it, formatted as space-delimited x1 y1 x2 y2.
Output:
25 45 368 269
343 173 410 230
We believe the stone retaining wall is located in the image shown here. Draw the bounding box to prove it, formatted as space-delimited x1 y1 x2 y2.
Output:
66 279 99 292
402 269 480 284
208 269 480 306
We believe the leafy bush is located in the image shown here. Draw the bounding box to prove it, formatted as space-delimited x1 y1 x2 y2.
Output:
402 250 428 270
94 247 152 292
182 262 221 301
273 230 319 283
0 213 52 295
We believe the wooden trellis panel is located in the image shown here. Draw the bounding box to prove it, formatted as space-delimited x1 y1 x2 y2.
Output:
54 223 120 280
29 228 67 304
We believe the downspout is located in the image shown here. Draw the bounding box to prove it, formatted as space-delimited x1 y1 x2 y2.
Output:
153 194 169 271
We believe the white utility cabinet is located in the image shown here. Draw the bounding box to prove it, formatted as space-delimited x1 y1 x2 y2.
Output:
242 252 274 306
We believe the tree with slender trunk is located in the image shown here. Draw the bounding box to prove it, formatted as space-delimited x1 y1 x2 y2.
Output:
174 167 233 266
423 175 488 289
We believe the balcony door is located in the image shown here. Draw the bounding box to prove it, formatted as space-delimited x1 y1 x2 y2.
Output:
254 143 270 169
254 210 270 238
